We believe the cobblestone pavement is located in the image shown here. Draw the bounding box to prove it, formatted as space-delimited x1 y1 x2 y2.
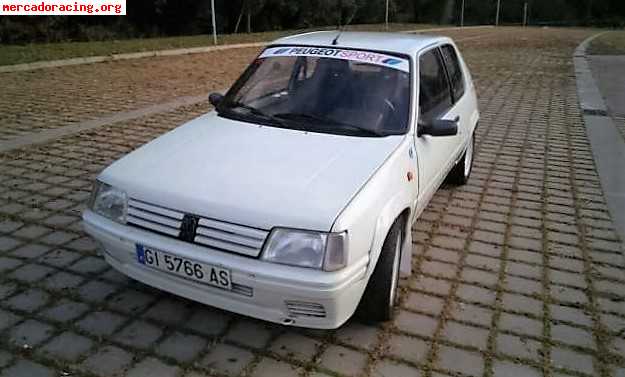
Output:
0 27 624 377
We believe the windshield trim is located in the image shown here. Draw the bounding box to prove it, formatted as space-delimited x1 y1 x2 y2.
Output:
217 44 414 137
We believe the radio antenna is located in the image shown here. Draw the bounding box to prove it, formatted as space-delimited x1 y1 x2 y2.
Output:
332 6 358 45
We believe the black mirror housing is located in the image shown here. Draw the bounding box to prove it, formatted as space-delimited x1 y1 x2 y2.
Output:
209 92 224 107
418 117 459 137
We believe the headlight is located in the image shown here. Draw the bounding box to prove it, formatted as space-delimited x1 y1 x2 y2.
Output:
261 228 347 271
88 181 128 224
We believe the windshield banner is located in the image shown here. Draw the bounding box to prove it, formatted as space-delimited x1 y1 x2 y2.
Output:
260 46 410 73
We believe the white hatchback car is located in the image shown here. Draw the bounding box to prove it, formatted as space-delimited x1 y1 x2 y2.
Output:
83 31 479 329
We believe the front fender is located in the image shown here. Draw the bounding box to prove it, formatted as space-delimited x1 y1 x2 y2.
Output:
332 137 416 281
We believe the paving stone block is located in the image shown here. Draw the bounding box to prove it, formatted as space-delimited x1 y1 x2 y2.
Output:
335 322 379 350
0 309 21 331
0 219 23 233
108 289 156 314
270 332 319 361
77 279 118 302
76 311 126 336
374 360 422 377
387 334 428 364
0 359 54 377
441 321 489 350
251 358 301 377
496 333 542 360
0 236 22 252
499 313 542 337
156 331 207 362
493 360 541 377
551 347 595 375
9 319 55 347
143 297 190 324
6 289 50 311
437 345 484 377
68 256 109 274
126 357 181 377
394 311 438 337
42 270 84 291
0 281 17 299
13 225 52 239
550 323 595 349
456 283 497 305
551 285 588 306
39 331 93 361
10 244 51 259
200 343 254 376
410 276 452 295
461 267 499 287
10 263 55 283
41 299 89 322
225 320 272 349
38 248 81 267
65 236 98 252
39 231 77 246
114 320 163 349
502 293 543 315
185 307 230 336
404 292 445 316
451 302 493 327
466 253 501 272
79 345 134 377
421 260 456 279
0 256 22 272
319 345 367 377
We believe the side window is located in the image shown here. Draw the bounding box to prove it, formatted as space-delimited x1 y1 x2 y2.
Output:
418 48 453 121
440 44 465 101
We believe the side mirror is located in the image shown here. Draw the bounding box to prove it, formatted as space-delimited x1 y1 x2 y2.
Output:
208 92 224 107
418 116 459 137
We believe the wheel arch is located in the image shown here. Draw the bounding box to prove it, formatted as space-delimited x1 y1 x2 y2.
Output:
367 200 412 280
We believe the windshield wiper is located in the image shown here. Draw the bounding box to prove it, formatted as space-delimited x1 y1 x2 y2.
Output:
224 102 286 126
273 112 382 137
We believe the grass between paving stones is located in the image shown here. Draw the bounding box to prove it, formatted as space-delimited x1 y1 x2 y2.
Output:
588 30 625 55
0 23 436 66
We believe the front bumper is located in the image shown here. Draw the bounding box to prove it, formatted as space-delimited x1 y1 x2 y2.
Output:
82 210 368 329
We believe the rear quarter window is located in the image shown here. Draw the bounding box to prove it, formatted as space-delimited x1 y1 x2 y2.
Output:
440 44 465 101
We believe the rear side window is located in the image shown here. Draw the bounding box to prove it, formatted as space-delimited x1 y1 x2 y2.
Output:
440 44 465 101
418 49 453 121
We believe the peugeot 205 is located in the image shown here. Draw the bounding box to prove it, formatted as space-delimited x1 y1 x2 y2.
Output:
83 31 479 329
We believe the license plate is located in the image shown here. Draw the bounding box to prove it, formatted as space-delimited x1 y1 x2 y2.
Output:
135 244 231 290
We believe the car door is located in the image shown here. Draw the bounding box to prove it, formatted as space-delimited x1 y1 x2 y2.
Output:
413 46 463 212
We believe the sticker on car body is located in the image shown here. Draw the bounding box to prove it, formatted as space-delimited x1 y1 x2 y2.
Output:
260 46 410 73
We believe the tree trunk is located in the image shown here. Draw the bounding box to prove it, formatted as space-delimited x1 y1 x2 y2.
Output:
247 9 251 33
234 1 244 33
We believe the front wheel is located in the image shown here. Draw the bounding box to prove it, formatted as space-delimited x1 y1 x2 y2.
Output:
447 132 474 185
356 220 403 323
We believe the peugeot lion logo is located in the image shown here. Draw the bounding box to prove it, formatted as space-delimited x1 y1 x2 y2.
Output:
179 214 199 242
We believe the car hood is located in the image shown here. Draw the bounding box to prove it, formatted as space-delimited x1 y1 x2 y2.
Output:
99 112 404 231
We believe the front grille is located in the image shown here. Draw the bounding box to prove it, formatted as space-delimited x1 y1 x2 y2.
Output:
126 198 269 258
194 218 268 257
285 301 327 318
127 199 184 237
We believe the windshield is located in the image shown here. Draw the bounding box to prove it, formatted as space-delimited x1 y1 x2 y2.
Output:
217 46 411 137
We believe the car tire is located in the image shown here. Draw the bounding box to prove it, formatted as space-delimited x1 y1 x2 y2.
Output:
448 132 474 185
356 219 403 323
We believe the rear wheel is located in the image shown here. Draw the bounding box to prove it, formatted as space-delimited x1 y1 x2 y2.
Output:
447 133 474 185
356 220 403 323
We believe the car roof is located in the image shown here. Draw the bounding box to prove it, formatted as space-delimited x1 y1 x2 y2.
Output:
270 31 450 56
